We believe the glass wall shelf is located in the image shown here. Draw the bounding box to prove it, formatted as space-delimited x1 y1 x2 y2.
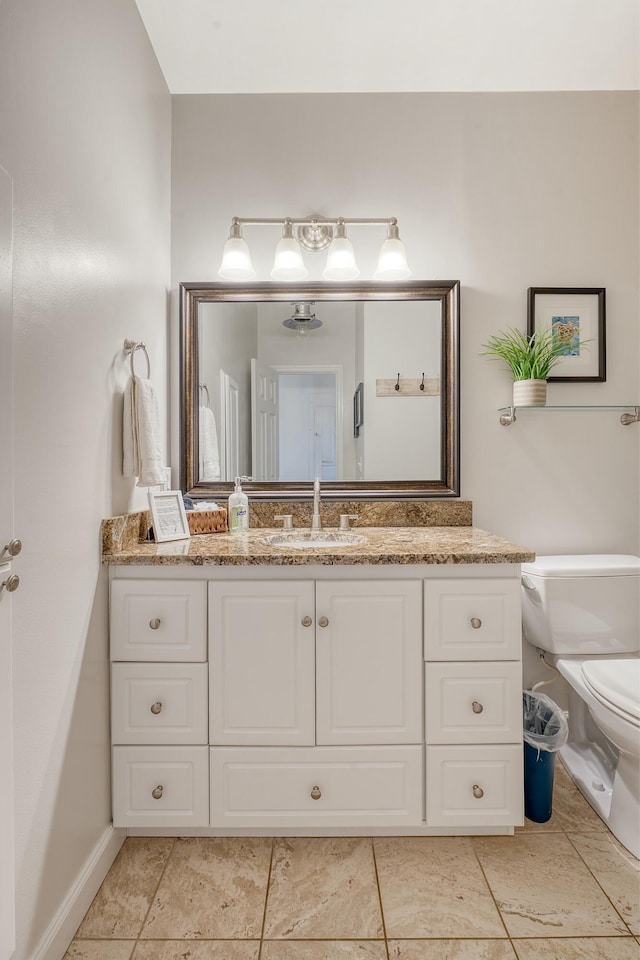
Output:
498 404 640 426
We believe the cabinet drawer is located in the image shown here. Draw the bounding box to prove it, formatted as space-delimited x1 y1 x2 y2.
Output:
111 662 208 744
426 744 523 827
425 662 522 744
210 745 423 828
424 579 521 661
110 580 206 661
112 746 209 827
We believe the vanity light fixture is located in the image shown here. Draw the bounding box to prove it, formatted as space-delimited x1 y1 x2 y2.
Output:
217 216 411 282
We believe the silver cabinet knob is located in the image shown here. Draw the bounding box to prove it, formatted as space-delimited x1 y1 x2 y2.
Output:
470 617 482 629
150 701 163 715
472 784 484 799
149 618 161 630
301 616 312 627
318 616 329 628
152 785 164 799
472 700 484 714
310 785 322 800
1 574 19 593
2 538 22 559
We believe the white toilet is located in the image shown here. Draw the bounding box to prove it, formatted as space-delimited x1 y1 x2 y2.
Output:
521 554 640 858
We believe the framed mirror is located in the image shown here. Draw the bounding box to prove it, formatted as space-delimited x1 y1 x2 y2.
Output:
180 280 460 500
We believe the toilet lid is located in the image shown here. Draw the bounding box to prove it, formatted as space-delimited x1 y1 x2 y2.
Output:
581 659 640 723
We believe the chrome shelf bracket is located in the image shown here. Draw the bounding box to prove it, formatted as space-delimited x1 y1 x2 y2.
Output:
620 406 640 426
499 406 516 426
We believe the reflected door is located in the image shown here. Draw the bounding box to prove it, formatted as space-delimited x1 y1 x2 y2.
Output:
250 359 278 482
0 165 16 960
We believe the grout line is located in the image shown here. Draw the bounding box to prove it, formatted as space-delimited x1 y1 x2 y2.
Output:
470 836 512 943
564 829 637 936
133 836 177 947
371 837 391 960
257 837 275 959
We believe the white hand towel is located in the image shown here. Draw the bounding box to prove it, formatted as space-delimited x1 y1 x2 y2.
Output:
123 376 165 487
199 404 221 481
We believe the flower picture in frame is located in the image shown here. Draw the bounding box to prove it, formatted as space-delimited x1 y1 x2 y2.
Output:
527 287 606 382
148 489 191 542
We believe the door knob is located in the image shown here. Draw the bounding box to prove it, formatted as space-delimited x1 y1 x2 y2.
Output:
470 617 482 629
149 618 161 630
1 573 19 593
150 701 163 715
1 538 22 560
318 616 329 627
472 784 484 799
472 700 484 714
301 616 312 627
152 785 164 800
310 785 322 800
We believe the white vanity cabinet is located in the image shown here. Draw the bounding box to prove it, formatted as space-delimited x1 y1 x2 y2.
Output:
108 564 524 835
424 578 524 827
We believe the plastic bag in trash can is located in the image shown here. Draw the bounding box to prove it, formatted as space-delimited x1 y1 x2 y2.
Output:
523 690 569 753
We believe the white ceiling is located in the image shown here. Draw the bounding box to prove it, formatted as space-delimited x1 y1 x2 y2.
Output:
134 0 639 95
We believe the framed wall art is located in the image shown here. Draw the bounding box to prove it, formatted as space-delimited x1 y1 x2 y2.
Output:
527 286 606 382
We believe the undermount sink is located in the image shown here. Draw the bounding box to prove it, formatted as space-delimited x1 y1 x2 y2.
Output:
263 530 367 549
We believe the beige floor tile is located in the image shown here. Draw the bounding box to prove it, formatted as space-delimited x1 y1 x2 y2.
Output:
261 943 387 960
132 942 260 960
568 832 640 934
140 837 272 939
513 937 640 959
374 837 505 939
475 834 628 938
387 941 517 959
64 943 135 960
517 762 607 834
76 838 174 939
263 838 383 939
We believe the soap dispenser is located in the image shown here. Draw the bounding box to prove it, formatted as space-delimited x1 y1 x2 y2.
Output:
228 476 249 532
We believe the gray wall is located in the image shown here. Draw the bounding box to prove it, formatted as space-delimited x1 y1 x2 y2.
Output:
0 0 171 955
172 92 639 554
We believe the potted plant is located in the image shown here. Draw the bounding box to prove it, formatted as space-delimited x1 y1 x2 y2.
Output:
481 326 582 406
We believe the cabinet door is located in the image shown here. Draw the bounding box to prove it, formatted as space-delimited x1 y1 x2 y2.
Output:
316 580 422 745
209 581 315 745
424 579 521 661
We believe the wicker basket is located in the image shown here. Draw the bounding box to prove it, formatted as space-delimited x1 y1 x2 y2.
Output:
186 508 228 535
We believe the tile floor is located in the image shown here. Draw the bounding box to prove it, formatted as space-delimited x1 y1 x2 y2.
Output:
66 764 640 960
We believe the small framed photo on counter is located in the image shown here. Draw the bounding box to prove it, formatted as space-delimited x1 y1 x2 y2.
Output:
148 490 191 543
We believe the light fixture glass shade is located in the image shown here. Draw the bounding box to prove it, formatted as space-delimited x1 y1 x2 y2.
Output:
373 237 411 280
271 237 308 280
217 237 256 280
322 237 360 280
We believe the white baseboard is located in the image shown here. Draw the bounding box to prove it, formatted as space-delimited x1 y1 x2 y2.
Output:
29 825 125 960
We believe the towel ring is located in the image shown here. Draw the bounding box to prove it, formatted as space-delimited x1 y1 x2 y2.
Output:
124 339 151 379
199 383 211 407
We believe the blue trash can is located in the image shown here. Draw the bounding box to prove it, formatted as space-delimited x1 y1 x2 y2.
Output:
523 691 568 823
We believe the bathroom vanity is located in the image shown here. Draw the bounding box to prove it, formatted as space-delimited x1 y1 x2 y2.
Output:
103 512 534 837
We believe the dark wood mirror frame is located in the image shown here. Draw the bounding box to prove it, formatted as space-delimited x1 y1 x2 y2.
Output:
180 280 460 500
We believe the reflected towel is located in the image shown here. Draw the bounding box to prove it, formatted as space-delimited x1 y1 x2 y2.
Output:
199 404 221 481
123 376 165 487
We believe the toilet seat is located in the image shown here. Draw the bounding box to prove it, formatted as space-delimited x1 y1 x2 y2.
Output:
581 659 640 726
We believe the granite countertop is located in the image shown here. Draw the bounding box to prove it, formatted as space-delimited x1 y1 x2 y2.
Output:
102 524 535 567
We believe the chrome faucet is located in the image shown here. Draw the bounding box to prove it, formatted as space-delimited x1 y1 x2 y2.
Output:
311 478 322 530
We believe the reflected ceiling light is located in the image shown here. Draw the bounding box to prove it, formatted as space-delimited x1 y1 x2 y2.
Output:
282 302 323 336
217 216 411 282
217 218 256 280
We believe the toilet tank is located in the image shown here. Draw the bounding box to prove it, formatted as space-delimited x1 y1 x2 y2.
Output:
521 555 640 656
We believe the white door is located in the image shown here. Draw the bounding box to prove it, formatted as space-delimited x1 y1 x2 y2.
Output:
219 369 240 481
0 165 16 960
250 359 278 481
311 401 337 480
208 581 315 745
315 581 423 745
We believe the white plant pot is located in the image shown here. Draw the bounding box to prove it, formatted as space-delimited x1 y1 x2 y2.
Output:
513 379 547 407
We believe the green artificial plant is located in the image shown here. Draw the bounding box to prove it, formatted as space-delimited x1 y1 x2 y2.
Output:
481 326 584 381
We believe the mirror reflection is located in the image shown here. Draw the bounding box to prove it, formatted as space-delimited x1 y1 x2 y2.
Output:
180 281 459 499
198 299 442 484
